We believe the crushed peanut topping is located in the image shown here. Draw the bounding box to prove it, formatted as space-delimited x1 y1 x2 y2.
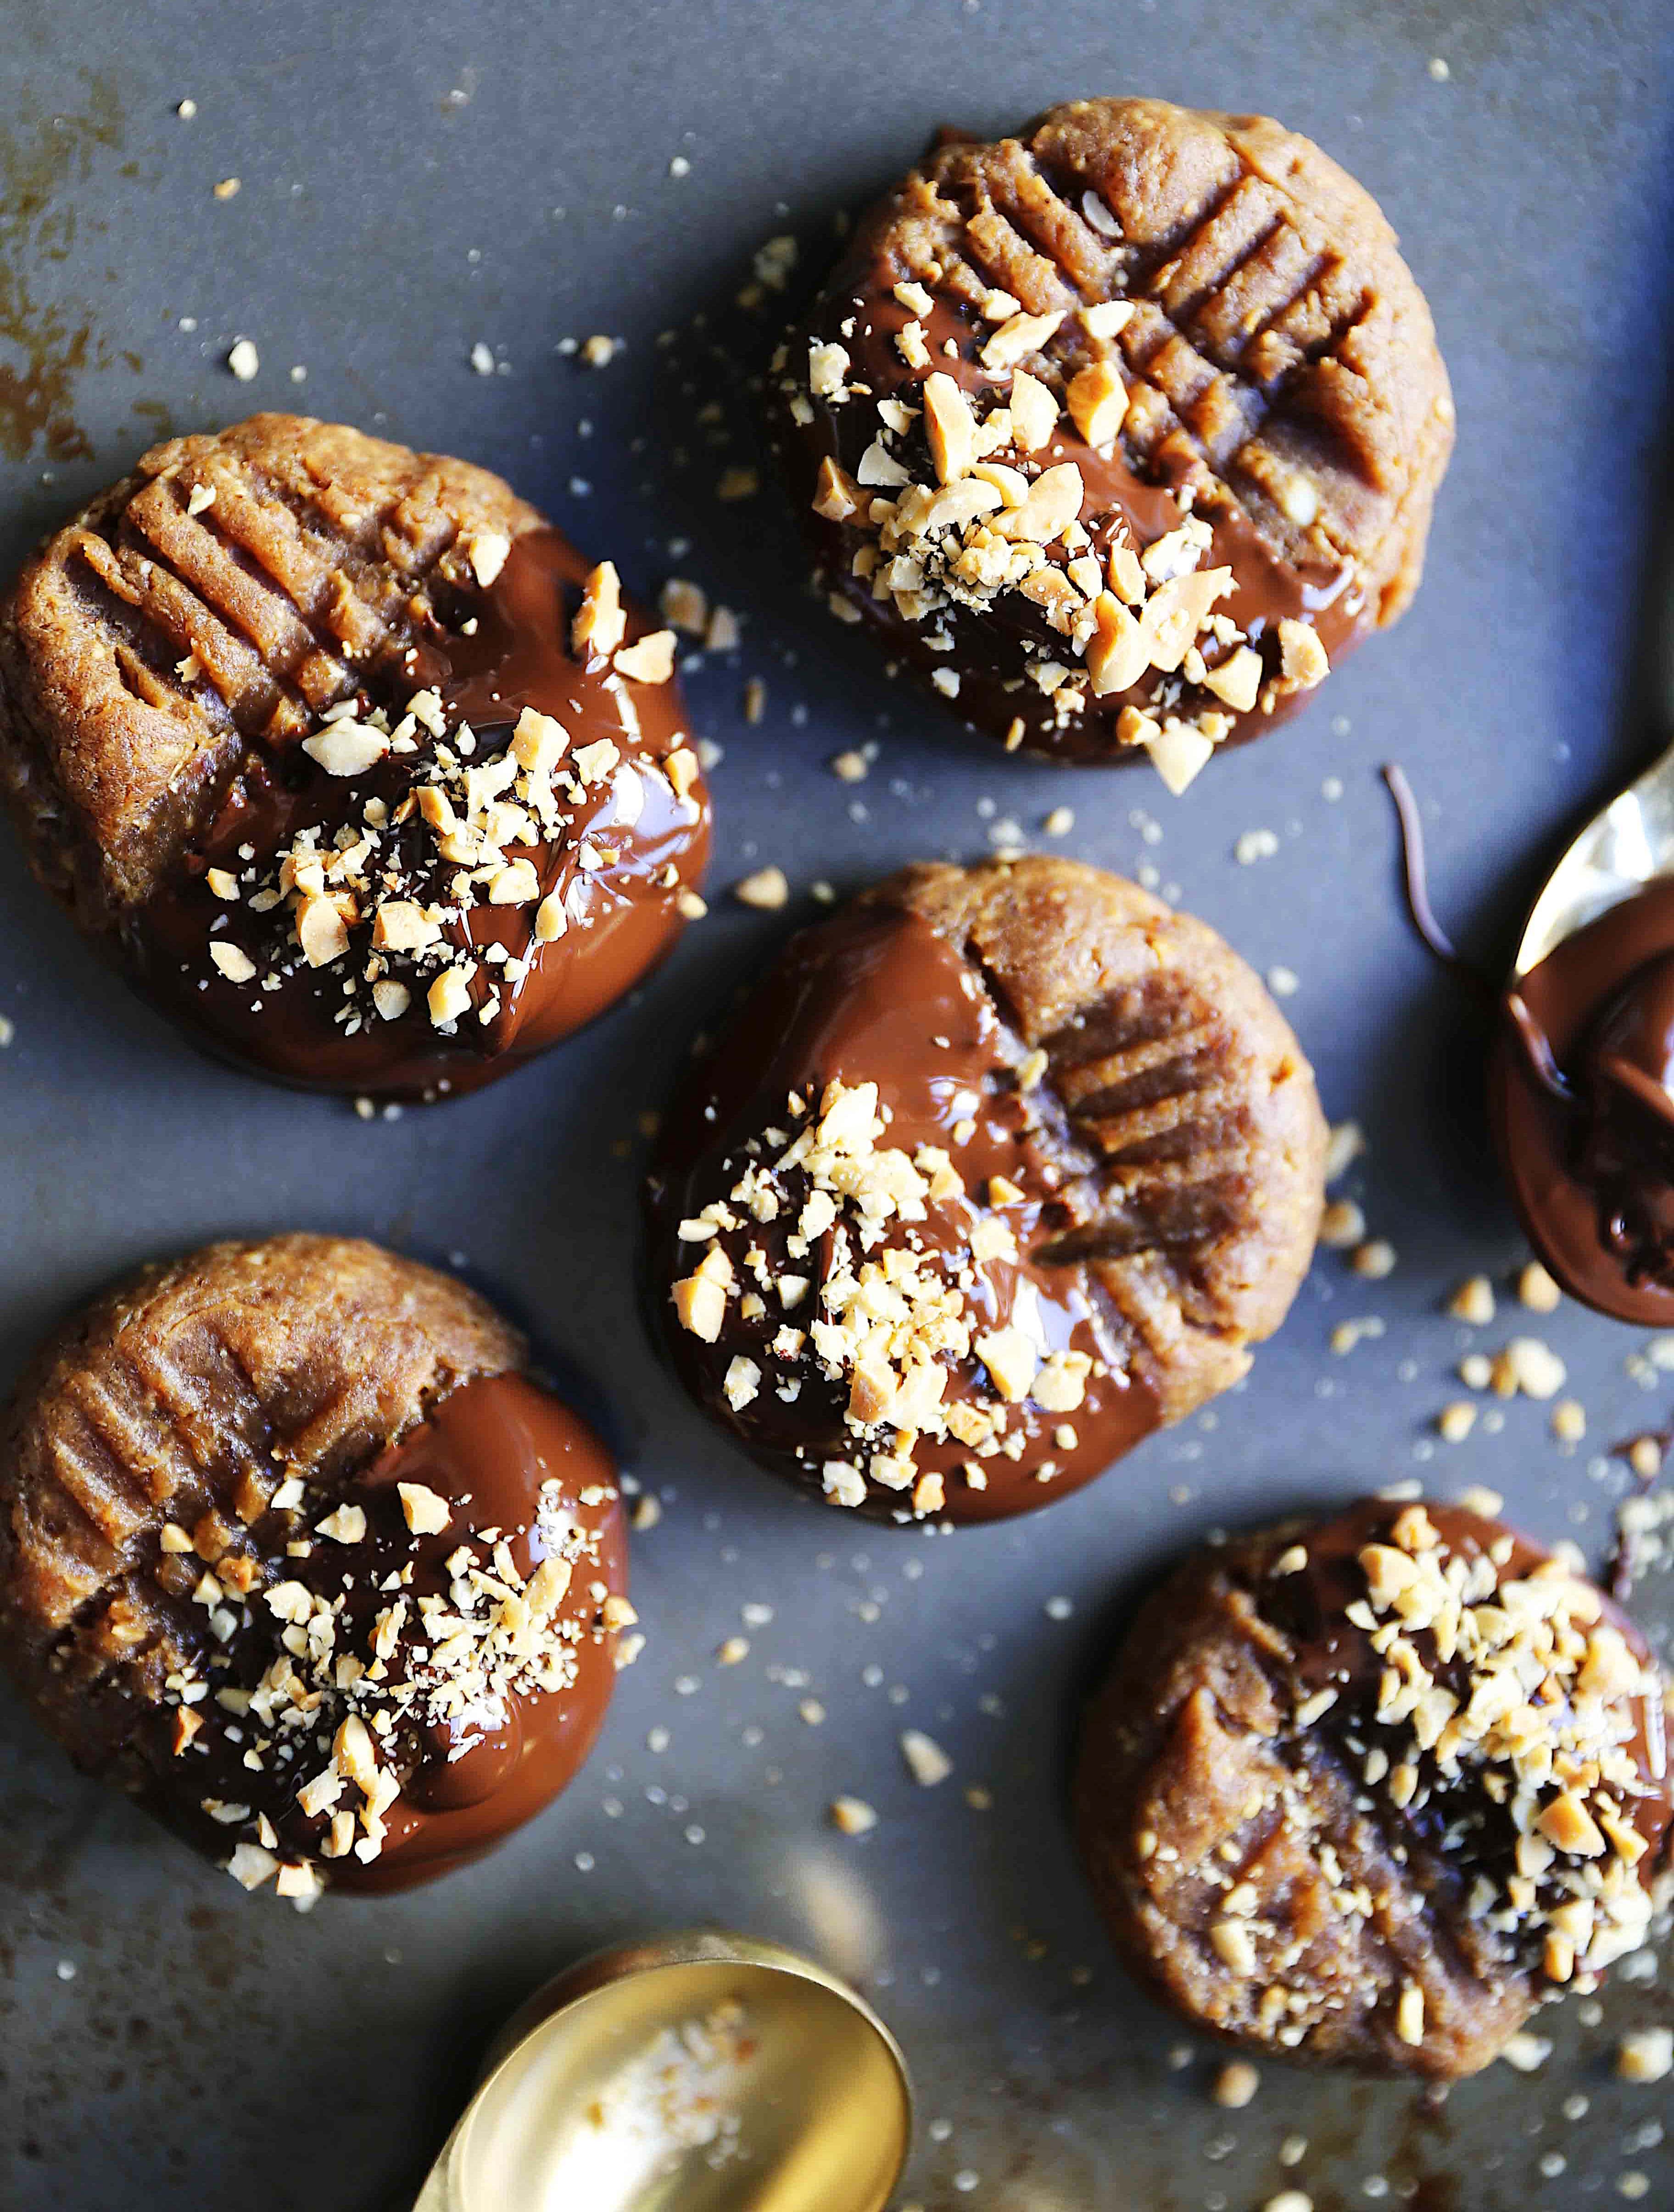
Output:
167 1458 620 1893
670 1075 1105 1518
787 284 1337 793
1291 1505 1668 1990
198 657 701 1039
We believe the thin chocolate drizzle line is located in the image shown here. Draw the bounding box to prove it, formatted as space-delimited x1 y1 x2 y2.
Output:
1505 990 1575 1103
1380 762 1494 1002
1599 1051 1674 1132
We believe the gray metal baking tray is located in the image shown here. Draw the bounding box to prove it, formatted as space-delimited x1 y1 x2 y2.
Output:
1 3 1672 2205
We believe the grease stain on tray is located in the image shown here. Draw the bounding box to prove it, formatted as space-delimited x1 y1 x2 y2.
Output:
0 72 136 463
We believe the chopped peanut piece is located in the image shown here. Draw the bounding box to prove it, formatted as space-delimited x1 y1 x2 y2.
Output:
1065 360 1127 448
397 1482 450 1536
1008 370 1059 450
813 455 862 521
427 967 474 1027
1277 617 1328 689
572 561 625 661
922 372 978 483
673 1274 727 1342
296 895 350 968
733 866 789 910
1086 593 1148 696
1201 645 1262 713
979 308 1065 370
614 629 677 684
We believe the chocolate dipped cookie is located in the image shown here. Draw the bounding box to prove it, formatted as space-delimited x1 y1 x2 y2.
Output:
646 856 1326 1524
0 1235 632 1897
0 415 709 1098
771 97 1452 787
1074 1499 1674 2077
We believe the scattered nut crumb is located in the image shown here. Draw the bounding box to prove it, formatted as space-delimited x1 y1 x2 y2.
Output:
829 1795 877 1836
1319 1199 1365 1249
899 1730 952 1787
1517 1259 1562 1313
1330 1317 1385 1355
226 337 259 380
1447 1275 1495 1326
1455 1483 1504 1517
1492 1336 1567 1400
1212 2059 1259 2108
1551 1399 1586 1445
1324 1121 1363 1182
715 1636 749 1666
1437 1402 1477 1443
1352 1238 1396 1280
1499 2031 1552 2073
733 866 789 910
1616 2027 1673 2084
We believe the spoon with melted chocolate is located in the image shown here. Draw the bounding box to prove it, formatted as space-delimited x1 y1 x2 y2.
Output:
1490 714 1674 1321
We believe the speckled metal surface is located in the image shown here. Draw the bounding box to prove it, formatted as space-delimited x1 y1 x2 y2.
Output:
1 5 1673 2207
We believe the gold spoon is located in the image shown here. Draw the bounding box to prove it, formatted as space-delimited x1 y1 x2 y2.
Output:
412 1928 912 2212
1509 732 1674 980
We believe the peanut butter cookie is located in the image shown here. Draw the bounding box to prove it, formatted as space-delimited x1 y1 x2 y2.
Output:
646 855 1326 1522
0 415 709 1098
0 1235 631 1896
771 98 1452 786
1074 1499 1674 2075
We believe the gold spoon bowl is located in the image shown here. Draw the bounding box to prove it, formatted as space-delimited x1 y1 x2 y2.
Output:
413 1928 913 2212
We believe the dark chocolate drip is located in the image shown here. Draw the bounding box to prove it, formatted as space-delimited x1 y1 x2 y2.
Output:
1490 878 1674 1321
647 903 1161 1524
134 528 709 1100
1379 763 1494 1001
1503 991 1573 1101
141 1371 626 1894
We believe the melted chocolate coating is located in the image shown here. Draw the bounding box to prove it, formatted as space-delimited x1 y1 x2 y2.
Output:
147 1372 626 1893
776 270 1369 764
646 902 1160 1523
1490 879 1674 1322
136 529 709 1099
